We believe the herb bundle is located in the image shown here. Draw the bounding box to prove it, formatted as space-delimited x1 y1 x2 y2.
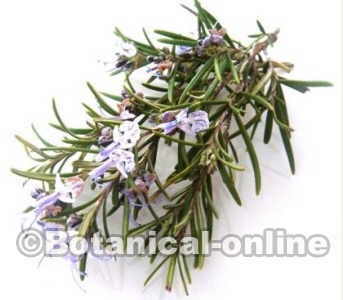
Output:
12 1 332 295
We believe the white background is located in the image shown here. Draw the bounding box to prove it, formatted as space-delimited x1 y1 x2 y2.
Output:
0 0 342 299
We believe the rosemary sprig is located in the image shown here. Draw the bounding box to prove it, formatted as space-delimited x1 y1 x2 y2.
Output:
12 0 332 295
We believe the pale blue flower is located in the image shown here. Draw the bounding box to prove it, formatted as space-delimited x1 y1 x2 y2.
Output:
176 45 192 56
158 109 209 135
178 110 210 135
101 39 137 74
90 149 135 180
96 118 141 162
34 174 84 215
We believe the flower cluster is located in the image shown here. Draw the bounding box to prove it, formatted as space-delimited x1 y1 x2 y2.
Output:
175 45 193 56
158 109 209 135
22 175 85 230
91 116 141 180
196 28 226 56
102 40 137 74
33 174 84 217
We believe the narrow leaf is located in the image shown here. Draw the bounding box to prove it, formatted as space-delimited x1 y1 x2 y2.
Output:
87 82 118 116
279 79 333 93
158 38 197 47
233 112 261 194
217 162 242 206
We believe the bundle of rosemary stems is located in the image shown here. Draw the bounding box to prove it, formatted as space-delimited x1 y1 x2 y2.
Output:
12 0 332 295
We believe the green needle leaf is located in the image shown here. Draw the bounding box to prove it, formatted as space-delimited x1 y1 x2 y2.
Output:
279 79 333 93
233 111 262 195
226 52 240 84
165 255 177 291
144 255 170 286
10 168 80 182
52 99 85 140
214 56 223 82
154 30 196 41
143 28 157 50
256 20 266 34
158 38 197 47
87 82 118 116
79 205 98 237
100 92 123 101
15 135 54 160
31 124 55 147
217 162 242 206
275 84 295 174
179 57 214 102
263 109 274 144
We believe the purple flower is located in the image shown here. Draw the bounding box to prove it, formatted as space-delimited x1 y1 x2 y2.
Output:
201 34 224 47
176 45 192 56
100 40 137 75
34 174 84 216
91 117 143 181
90 149 135 180
33 192 59 215
178 110 210 135
31 188 46 200
159 119 178 135
113 119 141 149
196 29 226 56
96 118 141 162
158 109 209 135
96 141 121 162
161 111 175 122
157 110 186 135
